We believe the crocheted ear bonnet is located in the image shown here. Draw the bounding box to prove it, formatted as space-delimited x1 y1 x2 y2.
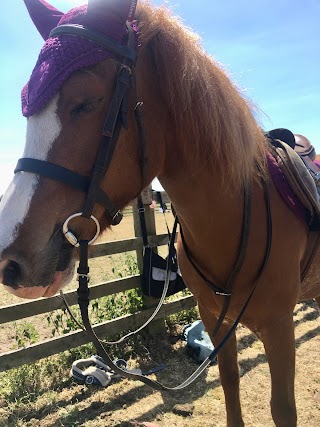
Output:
22 0 138 117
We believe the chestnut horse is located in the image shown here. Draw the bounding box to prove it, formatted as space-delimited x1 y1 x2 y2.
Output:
0 1 319 426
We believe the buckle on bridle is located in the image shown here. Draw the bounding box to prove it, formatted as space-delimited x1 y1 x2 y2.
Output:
111 210 123 225
215 291 232 296
78 273 91 282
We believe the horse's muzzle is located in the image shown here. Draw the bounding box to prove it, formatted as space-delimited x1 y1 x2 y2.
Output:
0 229 76 299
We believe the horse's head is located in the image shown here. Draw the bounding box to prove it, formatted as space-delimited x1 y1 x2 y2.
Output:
0 0 164 299
0 0 264 300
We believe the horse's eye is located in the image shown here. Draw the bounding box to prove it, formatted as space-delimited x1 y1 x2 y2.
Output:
72 98 104 115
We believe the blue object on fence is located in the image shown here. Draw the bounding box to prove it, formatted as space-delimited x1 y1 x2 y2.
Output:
183 320 215 363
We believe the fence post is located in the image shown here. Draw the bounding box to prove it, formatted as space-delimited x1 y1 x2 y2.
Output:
133 185 166 334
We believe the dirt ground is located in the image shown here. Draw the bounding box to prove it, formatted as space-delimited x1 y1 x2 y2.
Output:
0 212 319 426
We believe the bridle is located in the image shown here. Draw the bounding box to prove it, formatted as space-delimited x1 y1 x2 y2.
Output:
15 22 138 230
14 20 273 391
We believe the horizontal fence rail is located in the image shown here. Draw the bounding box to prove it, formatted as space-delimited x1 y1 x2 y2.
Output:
90 233 170 258
0 234 172 325
0 190 196 372
1 296 196 372
0 276 142 325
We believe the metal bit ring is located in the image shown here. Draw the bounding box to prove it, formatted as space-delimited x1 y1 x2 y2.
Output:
62 213 100 247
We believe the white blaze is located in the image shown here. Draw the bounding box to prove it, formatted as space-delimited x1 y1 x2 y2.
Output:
0 95 61 256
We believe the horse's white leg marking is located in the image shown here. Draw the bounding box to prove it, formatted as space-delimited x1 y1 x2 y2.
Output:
0 95 61 256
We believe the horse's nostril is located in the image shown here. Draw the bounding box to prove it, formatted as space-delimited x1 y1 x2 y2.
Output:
3 260 22 288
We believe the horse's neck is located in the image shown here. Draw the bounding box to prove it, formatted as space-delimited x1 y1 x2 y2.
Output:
158 153 245 284
160 160 243 233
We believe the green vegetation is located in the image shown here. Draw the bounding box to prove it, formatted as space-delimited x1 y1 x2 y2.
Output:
14 321 39 348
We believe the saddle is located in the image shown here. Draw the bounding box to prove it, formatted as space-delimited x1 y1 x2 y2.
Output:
266 128 320 280
267 128 316 160
266 128 320 229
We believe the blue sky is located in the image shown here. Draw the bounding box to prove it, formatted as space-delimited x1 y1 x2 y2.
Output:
0 0 319 193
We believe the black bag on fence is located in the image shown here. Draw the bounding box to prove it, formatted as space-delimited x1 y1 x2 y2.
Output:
138 194 186 298
142 246 186 298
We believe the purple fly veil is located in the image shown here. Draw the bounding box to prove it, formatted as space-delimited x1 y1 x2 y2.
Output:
22 0 138 117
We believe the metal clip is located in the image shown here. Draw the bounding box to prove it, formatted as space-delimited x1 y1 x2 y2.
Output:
111 210 123 225
78 273 90 283
215 291 232 296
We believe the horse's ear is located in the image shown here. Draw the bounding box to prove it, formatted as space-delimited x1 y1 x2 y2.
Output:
23 0 64 40
87 0 137 22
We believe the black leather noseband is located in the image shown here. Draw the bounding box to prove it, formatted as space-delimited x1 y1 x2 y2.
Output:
14 157 122 223
15 23 137 226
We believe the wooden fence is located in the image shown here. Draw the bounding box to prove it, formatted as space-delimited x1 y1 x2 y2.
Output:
0 189 196 372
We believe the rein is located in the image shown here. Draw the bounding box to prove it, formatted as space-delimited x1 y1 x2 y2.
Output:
63 173 272 391
62 173 272 392
14 20 273 391
180 185 252 337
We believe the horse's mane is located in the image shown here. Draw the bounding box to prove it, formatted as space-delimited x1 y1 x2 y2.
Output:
136 2 266 187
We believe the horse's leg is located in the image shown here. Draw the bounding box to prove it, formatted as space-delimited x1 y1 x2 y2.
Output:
199 304 244 427
315 296 320 312
260 315 297 427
